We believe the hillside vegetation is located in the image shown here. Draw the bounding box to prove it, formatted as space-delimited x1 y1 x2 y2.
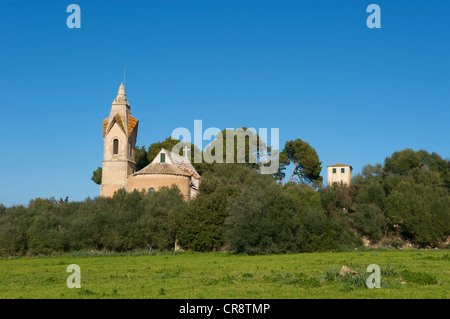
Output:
0 148 449 256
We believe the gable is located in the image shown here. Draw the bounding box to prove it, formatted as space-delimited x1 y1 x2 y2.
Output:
105 114 126 137
151 148 201 179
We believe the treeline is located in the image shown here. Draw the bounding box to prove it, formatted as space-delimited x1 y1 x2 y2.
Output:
0 187 187 256
0 148 449 256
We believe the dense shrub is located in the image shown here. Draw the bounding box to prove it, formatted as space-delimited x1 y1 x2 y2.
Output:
385 181 449 246
0 186 186 256
0 148 448 256
225 180 302 254
224 181 339 254
351 204 386 241
178 164 267 251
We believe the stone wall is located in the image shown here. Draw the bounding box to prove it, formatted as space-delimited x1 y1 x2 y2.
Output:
129 174 192 200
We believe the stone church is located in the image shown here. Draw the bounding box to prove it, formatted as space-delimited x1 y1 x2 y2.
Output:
100 83 200 200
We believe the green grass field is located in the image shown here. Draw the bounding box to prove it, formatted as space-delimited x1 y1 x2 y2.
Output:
0 249 448 299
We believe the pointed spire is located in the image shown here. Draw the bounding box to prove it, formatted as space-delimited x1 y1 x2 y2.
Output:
113 82 129 107
117 81 126 98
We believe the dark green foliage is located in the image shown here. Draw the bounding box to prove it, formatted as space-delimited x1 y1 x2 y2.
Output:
0 205 30 256
263 271 322 287
225 179 302 254
384 149 449 188
400 270 438 285
178 164 258 251
224 177 338 254
384 148 422 175
2 147 448 256
351 204 386 241
178 185 238 251
204 128 266 170
385 181 449 246
27 213 66 255
355 183 386 209
139 187 188 251
91 167 102 185
351 148 450 247
0 187 186 256
281 139 323 187
319 184 356 216
135 145 150 171
317 184 362 249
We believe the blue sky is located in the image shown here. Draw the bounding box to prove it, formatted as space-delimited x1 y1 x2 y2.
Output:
0 0 449 206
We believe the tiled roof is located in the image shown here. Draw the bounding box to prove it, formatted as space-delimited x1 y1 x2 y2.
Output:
127 115 138 137
103 114 139 138
162 148 201 179
134 163 192 177
327 163 352 168
104 114 127 137
103 118 108 138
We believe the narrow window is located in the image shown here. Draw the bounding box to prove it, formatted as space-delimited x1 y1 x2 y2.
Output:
341 168 345 173
332 168 336 174
113 139 119 155
160 153 165 163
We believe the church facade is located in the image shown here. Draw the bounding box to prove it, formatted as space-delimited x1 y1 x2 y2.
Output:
100 83 200 200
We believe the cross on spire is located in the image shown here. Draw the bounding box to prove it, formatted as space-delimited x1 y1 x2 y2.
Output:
182 145 190 158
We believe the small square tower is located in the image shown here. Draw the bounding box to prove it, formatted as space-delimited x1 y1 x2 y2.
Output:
327 163 352 186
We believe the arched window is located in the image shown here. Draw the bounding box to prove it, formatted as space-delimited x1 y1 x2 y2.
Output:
148 187 156 194
113 139 119 155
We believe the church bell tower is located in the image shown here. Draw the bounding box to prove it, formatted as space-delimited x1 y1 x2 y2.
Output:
100 83 139 197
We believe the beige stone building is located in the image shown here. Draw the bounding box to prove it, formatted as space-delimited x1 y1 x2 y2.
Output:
100 83 200 200
327 163 352 186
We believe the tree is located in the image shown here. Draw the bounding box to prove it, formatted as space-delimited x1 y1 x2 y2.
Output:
385 180 449 246
281 139 323 187
135 145 150 171
384 148 421 175
139 186 187 251
350 148 450 245
351 204 386 241
91 167 102 185
177 164 257 251
224 177 338 254
178 185 239 251
272 151 290 183
0 207 30 256
224 179 303 254
204 128 269 169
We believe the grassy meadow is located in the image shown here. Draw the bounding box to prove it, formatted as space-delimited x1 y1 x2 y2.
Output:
0 249 448 299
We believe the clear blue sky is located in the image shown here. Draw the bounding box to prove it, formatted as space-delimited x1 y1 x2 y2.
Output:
0 0 449 206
